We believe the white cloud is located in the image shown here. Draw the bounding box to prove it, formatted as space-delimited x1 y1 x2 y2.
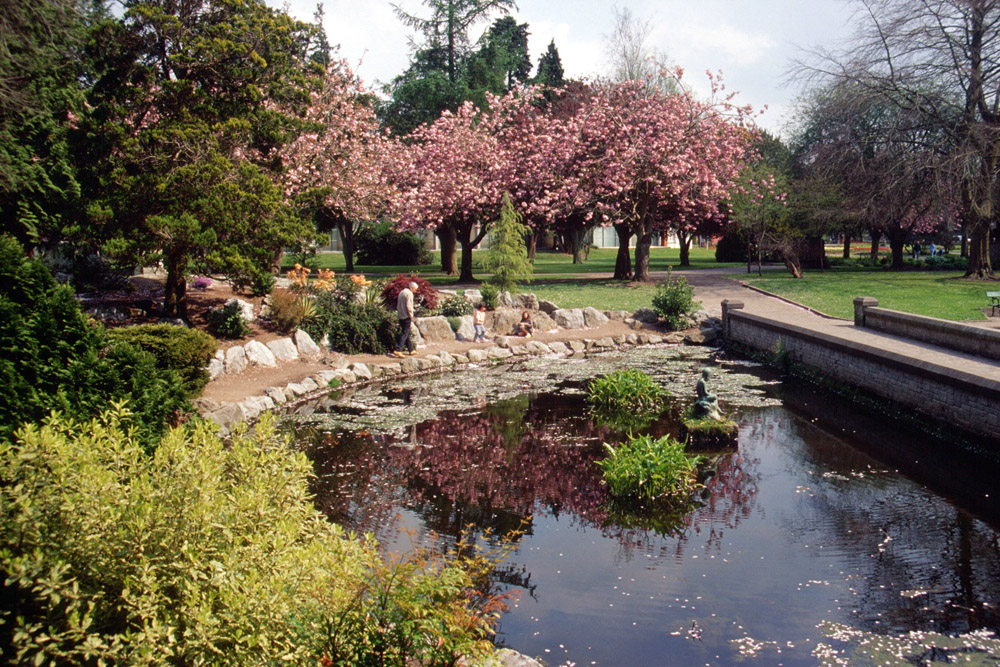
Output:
666 22 777 67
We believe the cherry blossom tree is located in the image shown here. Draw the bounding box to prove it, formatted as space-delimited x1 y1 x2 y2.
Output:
282 60 396 272
391 94 512 282
585 76 753 282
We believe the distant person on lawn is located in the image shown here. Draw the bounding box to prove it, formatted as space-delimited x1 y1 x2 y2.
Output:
393 281 418 358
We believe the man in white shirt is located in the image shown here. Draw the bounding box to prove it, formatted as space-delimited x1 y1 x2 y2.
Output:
391 281 418 358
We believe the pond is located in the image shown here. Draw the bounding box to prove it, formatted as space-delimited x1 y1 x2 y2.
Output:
280 347 1000 666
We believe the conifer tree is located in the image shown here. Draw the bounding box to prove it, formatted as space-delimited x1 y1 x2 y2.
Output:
482 193 532 291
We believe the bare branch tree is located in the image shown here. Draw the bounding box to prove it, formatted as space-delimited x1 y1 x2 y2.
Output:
795 0 1000 278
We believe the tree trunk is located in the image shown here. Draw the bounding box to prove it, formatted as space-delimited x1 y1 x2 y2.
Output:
526 228 538 261
869 228 882 260
163 252 188 320
569 224 587 264
677 230 692 267
437 224 458 275
337 220 355 273
613 223 633 280
634 231 652 282
965 220 994 278
456 222 484 284
888 232 906 270
842 230 851 259
783 252 802 278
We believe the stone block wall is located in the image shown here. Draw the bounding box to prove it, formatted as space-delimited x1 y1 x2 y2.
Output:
721 300 1000 440
854 297 1000 361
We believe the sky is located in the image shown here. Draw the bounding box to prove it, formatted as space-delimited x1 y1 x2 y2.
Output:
274 0 860 136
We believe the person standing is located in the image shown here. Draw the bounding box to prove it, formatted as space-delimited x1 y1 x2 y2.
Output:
472 302 487 342
392 281 418 358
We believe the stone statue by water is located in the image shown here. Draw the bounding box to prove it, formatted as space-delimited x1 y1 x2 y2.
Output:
692 368 723 421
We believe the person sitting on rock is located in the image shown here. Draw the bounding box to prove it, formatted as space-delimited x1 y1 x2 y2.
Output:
513 310 534 337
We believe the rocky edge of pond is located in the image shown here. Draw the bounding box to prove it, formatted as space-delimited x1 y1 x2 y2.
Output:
195 291 724 435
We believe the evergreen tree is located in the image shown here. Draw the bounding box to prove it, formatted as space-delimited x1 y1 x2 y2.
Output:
534 39 565 88
82 0 322 318
0 0 89 247
482 194 532 292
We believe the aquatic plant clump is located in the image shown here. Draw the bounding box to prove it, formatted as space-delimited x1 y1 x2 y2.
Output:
587 369 667 415
598 434 702 505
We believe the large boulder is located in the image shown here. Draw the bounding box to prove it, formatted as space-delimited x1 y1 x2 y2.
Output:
499 290 514 308
463 289 482 305
294 329 321 356
532 311 557 332
583 306 610 328
514 293 539 310
538 299 559 314
604 309 631 322
552 308 585 330
454 314 475 341
225 297 255 323
224 345 248 374
488 309 522 337
207 357 225 380
415 315 456 343
244 340 277 367
266 337 299 361
633 307 659 324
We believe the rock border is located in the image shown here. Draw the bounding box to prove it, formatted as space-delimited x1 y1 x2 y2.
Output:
202 313 724 435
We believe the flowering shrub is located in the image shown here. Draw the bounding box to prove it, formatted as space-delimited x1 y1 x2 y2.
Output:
288 263 311 289
191 275 213 289
380 275 438 312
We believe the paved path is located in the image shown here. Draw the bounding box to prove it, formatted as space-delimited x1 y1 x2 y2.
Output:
672 267 1000 385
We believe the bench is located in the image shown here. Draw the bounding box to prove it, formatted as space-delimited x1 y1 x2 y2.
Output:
989 291 1000 316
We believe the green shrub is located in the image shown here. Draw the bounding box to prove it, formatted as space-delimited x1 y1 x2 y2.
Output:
447 316 463 332
0 409 504 666
304 302 399 355
479 283 499 310
438 294 473 317
0 236 188 446
248 270 276 297
106 324 217 396
380 275 439 312
207 301 251 339
651 268 700 330
355 220 431 266
587 369 666 414
598 434 702 504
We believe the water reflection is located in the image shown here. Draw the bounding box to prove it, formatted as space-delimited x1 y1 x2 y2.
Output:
285 354 1000 666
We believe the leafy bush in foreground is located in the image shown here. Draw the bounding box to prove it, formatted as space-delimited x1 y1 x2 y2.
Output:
0 236 188 445
0 410 501 666
599 434 702 505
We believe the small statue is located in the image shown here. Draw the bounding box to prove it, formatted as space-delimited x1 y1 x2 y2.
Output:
692 367 723 421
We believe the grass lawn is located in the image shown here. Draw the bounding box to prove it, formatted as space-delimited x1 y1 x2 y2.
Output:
281 246 739 283
734 267 992 321
527 280 660 312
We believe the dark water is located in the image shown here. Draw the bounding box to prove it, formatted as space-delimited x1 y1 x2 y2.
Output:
282 349 1000 666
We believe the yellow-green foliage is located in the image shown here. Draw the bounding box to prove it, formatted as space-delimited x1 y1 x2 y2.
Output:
0 406 504 666
0 407 366 665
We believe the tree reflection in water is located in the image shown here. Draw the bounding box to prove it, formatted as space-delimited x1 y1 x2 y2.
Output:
297 390 761 564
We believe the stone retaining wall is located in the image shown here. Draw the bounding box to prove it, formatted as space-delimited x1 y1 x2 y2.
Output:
721 299 1000 440
853 296 1000 361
